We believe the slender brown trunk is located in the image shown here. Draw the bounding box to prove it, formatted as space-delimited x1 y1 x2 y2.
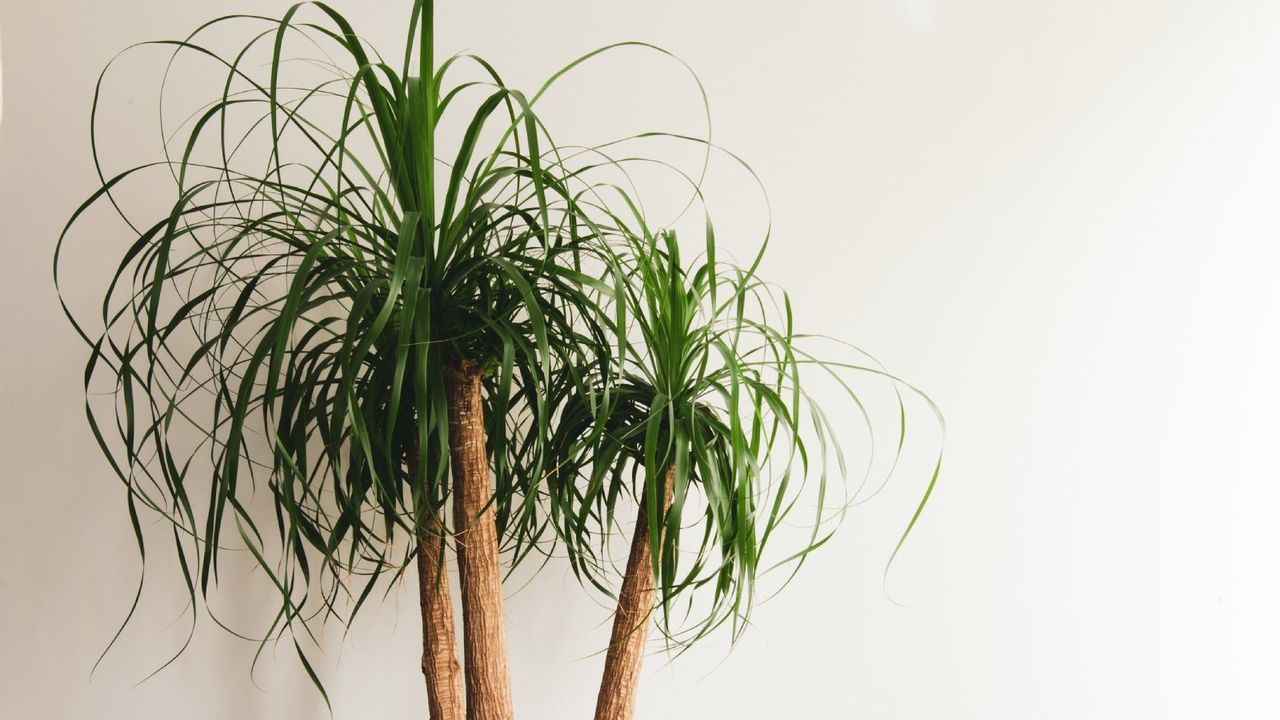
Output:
593 465 676 720
408 448 465 720
416 510 466 719
446 359 515 720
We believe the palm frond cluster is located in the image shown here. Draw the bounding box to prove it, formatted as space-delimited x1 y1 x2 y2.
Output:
55 0 938 690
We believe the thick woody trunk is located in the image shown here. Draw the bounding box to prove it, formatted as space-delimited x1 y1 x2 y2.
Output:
593 465 676 720
416 508 466 720
446 360 515 720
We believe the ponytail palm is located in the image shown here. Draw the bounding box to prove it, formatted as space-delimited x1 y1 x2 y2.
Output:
55 1 628 715
542 224 934 718
55 1 939 717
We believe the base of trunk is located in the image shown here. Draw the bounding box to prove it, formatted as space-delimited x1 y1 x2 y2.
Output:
417 515 466 720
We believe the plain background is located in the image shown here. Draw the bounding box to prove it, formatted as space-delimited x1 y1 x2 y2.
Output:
4 1 1280 718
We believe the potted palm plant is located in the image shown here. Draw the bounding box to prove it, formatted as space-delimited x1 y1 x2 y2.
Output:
56 1 939 717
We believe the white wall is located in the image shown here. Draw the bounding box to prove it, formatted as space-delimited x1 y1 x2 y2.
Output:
4 1 1280 717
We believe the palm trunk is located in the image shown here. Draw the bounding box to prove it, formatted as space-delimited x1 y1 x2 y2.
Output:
446 359 515 720
593 465 676 720
408 448 465 720
416 511 466 719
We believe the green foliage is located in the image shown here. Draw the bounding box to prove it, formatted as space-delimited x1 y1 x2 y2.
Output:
54 0 940 694
54 0 632 682
540 215 940 650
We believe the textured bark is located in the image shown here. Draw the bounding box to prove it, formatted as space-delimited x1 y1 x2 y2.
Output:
416 509 466 720
593 465 676 720
446 360 515 720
